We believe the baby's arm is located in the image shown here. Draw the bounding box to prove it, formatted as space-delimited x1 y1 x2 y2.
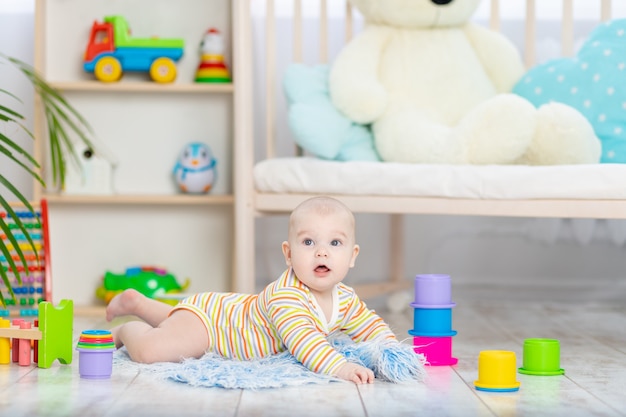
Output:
337 298 397 383
341 291 397 343
268 294 371 383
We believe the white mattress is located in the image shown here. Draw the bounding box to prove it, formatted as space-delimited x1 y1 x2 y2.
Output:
254 157 626 200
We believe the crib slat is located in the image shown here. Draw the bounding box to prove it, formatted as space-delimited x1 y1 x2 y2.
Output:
524 0 536 67
345 1 353 42
293 0 302 62
292 0 305 157
601 0 612 21
489 0 500 31
561 0 574 57
265 0 276 159
320 0 328 63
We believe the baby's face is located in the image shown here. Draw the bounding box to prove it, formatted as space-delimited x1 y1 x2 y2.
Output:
283 210 359 297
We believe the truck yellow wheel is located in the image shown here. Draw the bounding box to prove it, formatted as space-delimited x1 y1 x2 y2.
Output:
94 56 123 82
150 58 177 83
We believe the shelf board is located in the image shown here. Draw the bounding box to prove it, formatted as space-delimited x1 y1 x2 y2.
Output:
42 193 234 205
49 81 234 94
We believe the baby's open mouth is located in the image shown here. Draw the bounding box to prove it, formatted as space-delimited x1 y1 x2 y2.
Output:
315 265 330 273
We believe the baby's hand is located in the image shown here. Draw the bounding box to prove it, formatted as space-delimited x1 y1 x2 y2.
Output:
335 362 375 384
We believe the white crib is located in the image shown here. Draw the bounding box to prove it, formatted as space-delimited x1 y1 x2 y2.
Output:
232 0 626 296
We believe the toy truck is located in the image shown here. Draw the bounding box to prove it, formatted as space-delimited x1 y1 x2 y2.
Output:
83 15 185 83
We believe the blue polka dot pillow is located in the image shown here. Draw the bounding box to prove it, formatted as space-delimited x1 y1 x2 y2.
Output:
513 19 626 163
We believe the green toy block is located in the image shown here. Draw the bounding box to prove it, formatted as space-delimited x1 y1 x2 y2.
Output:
38 299 73 369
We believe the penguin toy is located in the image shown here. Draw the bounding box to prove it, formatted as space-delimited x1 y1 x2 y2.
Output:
173 142 217 194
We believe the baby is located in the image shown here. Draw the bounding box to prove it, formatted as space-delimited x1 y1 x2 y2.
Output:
106 196 398 384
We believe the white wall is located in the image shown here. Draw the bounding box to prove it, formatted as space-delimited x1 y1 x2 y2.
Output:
3 1 626 305
0 0 35 201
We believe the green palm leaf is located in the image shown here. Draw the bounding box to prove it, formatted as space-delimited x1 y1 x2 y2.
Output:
1 52 94 306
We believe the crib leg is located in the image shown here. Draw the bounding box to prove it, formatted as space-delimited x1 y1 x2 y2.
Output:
352 214 412 300
390 214 404 284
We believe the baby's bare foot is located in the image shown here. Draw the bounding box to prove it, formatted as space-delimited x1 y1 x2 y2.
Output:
106 289 142 322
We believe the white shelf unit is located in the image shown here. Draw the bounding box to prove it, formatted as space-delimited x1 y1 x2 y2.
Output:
33 0 237 305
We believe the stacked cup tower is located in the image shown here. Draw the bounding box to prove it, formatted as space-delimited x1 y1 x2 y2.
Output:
409 274 458 366
76 330 116 379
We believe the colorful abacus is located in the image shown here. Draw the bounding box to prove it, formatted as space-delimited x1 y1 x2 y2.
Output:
0 200 52 317
76 330 116 379
409 274 458 366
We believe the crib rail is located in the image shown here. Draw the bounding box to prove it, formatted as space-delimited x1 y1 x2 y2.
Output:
231 0 624 293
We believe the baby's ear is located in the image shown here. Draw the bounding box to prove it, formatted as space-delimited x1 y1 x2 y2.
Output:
350 244 360 267
282 241 292 266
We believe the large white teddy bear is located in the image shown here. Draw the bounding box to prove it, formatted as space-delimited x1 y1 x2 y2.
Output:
329 0 601 165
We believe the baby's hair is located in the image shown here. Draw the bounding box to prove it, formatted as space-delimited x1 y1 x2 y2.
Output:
289 196 356 235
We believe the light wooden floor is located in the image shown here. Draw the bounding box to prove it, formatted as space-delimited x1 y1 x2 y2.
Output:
1 281 625 417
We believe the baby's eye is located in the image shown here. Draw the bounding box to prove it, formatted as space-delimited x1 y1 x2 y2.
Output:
303 238 314 246
330 239 341 246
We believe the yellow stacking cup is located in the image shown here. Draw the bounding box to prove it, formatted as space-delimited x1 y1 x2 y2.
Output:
474 350 521 392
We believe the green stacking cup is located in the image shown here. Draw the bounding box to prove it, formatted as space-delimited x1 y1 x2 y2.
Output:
518 338 565 376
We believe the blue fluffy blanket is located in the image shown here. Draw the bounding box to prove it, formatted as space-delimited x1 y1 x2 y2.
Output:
113 339 425 390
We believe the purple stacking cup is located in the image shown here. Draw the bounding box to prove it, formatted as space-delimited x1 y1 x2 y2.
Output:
411 274 455 308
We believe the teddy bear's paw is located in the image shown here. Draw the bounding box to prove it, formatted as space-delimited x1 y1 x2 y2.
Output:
330 78 388 124
373 109 464 163
519 102 602 165
461 94 537 164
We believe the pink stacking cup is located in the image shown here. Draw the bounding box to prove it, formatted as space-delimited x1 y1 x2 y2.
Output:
413 336 458 366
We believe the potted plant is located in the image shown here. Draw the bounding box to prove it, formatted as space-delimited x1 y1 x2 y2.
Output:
0 52 93 305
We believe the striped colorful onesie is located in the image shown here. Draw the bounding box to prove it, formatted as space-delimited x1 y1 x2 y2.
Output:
170 268 397 376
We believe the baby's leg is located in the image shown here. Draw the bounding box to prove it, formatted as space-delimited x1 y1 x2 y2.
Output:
115 310 209 363
106 288 172 326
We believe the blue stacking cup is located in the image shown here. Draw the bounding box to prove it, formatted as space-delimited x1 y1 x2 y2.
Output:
408 307 457 337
